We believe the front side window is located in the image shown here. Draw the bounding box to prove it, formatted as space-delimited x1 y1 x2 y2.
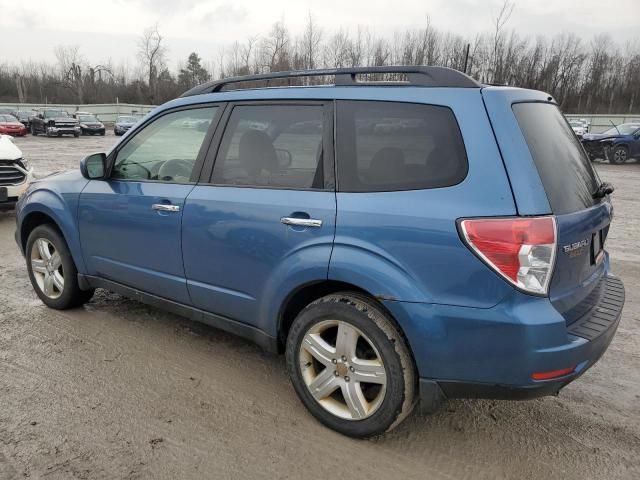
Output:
112 107 217 183
212 104 325 189
336 101 468 192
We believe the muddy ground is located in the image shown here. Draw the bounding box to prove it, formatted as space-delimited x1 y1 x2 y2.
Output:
0 133 639 479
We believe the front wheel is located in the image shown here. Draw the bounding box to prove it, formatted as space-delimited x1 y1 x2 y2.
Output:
26 224 94 309
610 146 628 164
286 293 416 438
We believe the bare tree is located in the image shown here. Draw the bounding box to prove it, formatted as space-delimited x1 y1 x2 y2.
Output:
301 13 323 71
138 24 167 103
490 0 515 83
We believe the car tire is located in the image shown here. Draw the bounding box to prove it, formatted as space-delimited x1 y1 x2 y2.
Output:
31 124 37 136
286 292 416 438
74 132 80 138
26 224 95 310
610 146 628 164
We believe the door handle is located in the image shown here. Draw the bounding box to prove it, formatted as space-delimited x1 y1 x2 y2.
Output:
280 217 322 228
152 203 180 212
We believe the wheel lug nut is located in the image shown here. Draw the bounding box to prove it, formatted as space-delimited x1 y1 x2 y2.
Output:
332 358 337 364
334 371 339 376
349 366 354 372
344 376 350 382
341 355 347 362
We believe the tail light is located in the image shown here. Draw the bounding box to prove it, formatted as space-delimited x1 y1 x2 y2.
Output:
460 216 557 295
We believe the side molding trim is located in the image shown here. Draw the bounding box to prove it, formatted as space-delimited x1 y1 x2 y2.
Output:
78 274 279 353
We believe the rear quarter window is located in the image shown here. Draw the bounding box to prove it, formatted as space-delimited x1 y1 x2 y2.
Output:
336 101 468 192
512 102 600 214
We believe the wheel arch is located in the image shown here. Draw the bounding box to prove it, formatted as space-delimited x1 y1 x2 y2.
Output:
19 195 87 274
276 280 416 367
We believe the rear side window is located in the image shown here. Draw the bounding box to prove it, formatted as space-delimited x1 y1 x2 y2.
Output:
336 101 468 192
513 102 600 214
212 105 325 189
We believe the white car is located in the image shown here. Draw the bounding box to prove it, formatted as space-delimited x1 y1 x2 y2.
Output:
569 120 588 137
0 134 34 210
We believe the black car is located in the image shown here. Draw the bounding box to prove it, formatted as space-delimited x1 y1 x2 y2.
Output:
12 110 36 129
74 113 105 136
30 109 81 137
113 115 139 136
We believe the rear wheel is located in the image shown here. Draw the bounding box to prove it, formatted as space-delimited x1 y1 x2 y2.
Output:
286 293 416 438
610 146 628 164
26 225 94 309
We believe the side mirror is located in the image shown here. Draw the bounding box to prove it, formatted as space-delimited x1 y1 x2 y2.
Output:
80 153 108 180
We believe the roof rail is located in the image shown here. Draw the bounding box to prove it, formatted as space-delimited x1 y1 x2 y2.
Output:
180 66 481 97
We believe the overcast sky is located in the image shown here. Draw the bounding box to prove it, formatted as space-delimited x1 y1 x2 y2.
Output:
1 0 638 68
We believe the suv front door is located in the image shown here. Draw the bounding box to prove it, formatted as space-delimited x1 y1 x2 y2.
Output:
182 102 336 331
78 106 221 304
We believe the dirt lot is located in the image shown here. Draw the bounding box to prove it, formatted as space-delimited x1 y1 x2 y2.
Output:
1 133 639 479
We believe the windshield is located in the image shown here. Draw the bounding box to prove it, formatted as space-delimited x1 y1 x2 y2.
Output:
117 116 138 123
78 115 99 122
603 124 640 135
0 115 18 122
44 110 69 118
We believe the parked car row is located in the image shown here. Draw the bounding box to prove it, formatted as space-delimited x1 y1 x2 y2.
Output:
0 108 142 138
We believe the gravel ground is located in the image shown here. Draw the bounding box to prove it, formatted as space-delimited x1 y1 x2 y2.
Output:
0 133 639 479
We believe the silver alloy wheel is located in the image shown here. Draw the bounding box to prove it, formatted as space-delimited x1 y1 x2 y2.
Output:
299 320 387 420
30 238 64 299
613 148 627 163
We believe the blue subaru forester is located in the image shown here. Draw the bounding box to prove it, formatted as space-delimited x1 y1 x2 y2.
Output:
15 67 625 437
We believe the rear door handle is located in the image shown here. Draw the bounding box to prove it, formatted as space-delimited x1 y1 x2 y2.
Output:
280 217 322 228
152 203 180 212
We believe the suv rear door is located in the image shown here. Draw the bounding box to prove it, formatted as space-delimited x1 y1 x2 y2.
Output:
483 88 613 324
181 101 336 331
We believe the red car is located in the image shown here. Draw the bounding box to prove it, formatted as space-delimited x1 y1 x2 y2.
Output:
0 114 27 136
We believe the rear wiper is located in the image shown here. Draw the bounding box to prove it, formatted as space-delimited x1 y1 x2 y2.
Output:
592 181 614 199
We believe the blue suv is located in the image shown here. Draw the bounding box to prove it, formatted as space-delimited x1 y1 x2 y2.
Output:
14 67 625 437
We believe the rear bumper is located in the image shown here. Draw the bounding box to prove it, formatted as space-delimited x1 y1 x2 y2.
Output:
383 273 625 410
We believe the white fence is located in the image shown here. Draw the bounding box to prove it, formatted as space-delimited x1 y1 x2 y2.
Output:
564 114 640 133
0 103 156 124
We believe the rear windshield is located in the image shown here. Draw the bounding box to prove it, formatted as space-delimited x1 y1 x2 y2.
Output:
336 101 468 192
513 102 600 214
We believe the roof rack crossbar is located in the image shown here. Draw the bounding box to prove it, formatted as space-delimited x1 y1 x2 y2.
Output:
180 66 480 97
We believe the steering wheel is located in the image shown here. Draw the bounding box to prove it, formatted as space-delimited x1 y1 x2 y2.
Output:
157 159 193 183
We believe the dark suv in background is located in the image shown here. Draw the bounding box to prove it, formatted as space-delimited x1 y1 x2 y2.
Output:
30 109 81 137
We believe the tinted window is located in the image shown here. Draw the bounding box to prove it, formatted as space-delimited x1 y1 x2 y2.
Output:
513 103 600 214
336 101 467 192
212 105 325 189
112 107 217 183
